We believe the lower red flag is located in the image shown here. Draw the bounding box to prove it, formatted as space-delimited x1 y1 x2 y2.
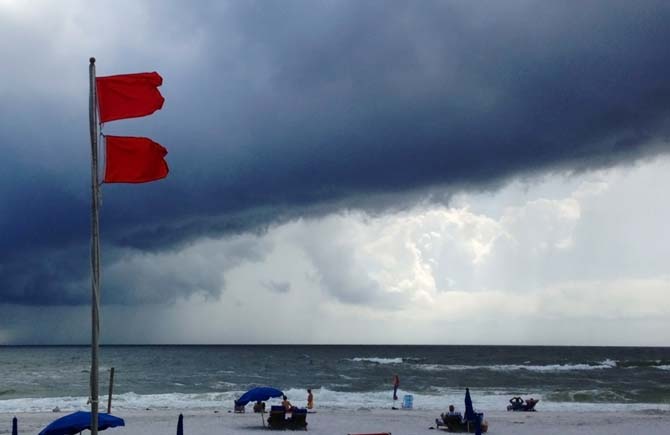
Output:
104 135 169 183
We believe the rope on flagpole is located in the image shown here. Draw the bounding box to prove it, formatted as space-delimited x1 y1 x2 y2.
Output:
99 123 105 187
99 130 106 187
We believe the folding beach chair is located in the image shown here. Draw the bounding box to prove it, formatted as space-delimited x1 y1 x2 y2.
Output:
267 406 287 430
288 408 308 430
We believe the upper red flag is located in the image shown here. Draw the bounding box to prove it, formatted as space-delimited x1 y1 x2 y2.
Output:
104 135 169 183
96 72 164 123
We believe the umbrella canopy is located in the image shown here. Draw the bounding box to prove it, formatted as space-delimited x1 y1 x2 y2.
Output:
12 416 17 435
176 414 183 435
464 388 475 422
236 387 284 407
38 411 125 435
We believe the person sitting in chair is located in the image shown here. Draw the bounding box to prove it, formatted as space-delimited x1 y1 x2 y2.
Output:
233 400 245 413
253 401 266 413
508 396 524 411
282 395 294 411
437 404 463 429
524 397 539 411
441 405 461 421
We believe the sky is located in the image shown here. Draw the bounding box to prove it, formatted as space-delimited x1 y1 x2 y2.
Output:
1 0 669 345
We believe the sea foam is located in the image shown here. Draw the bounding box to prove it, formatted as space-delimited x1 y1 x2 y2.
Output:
414 359 618 373
2 386 670 414
350 357 404 364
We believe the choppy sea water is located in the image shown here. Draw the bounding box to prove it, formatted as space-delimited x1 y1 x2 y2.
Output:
1 345 669 413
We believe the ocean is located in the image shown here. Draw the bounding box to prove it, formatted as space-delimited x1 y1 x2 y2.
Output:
1 345 669 413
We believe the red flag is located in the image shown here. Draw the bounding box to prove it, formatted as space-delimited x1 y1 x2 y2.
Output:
96 72 164 123
104 136 169 183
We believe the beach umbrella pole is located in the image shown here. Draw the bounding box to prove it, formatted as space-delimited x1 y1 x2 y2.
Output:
107 367 115 413
88 57 101 435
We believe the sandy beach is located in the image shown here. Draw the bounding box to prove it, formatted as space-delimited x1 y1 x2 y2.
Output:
5 408 670 435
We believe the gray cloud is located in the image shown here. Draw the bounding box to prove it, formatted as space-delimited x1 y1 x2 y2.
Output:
4 159 670 345
262 280 291 295
1 1 670 307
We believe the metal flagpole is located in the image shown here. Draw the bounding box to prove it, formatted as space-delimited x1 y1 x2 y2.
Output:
88 57 101 435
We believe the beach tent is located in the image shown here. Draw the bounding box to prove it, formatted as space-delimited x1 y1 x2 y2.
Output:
38 411 125 435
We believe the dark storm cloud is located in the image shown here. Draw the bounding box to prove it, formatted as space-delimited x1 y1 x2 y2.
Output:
2 0 670 306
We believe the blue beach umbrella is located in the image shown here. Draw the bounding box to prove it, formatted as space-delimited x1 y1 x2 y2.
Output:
464 388 475 422
464 388 483 435
235 387 284 407
176 413 183 435
38 411 125 435
12 416 17 435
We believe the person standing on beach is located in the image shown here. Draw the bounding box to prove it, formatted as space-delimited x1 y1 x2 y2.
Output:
392 374 400 401
306 389 314 410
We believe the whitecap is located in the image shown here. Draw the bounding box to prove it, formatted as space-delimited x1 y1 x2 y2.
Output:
350 357 403 364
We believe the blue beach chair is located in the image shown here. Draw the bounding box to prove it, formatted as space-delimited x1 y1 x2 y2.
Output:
288 408 308 430
267 406 286 430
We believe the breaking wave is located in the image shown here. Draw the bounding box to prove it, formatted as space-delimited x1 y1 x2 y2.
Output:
2 387 669 414
415 359 618 373
350 357 404 364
